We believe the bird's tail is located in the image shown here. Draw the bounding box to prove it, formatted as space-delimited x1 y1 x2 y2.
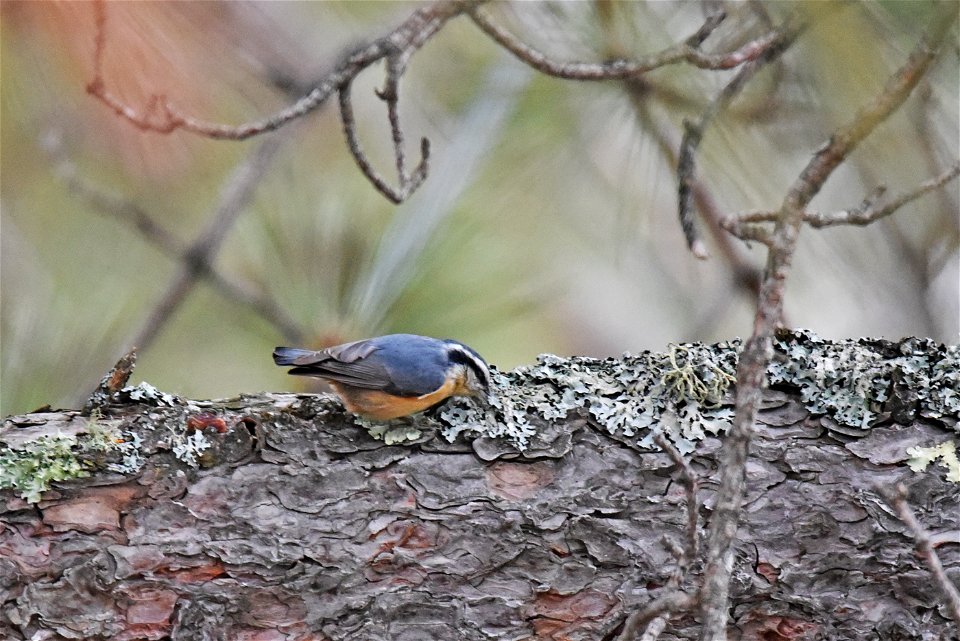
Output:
273 347 317 366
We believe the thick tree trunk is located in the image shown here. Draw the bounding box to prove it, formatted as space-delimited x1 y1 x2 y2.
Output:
2 334 958 640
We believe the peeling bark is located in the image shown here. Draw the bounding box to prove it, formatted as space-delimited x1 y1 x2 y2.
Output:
2 338 958 641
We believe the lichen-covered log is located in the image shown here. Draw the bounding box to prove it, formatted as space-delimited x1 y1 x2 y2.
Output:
1 333 958 640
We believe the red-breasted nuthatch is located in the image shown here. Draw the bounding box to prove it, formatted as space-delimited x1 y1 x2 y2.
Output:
273 334 494 420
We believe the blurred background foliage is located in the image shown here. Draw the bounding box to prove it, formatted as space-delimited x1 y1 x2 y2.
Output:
1 1 957 416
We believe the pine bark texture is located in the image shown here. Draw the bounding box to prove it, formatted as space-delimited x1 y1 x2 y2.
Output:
1 337 958 641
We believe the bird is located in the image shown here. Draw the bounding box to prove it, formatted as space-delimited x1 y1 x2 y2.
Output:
273 334 494 420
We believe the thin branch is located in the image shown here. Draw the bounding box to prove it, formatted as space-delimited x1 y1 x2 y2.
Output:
41 132 305 343
615 591 696 641
339 81 404 204
468 5 790 81
86 0 469 204
87 0 473 141
806 163 960 228
722 163 960 231
615 434 702 641
338 77 432 205
131 131 293 352
655 433 700 571
623 91 764 309
879 483 960 623
699 7 958 640
718 218 774 246
677 16 804 255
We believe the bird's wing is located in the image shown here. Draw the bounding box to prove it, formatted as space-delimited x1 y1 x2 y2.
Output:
280 339 392 390
278 336 449 396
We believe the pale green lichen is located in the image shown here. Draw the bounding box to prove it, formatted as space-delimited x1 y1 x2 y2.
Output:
170 428 211 468
440 341 739 453
358 418 424 445
0 434 90 503
907 441 960 483
0 414 150 503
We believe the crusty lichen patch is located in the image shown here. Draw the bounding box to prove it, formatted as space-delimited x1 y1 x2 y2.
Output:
438 331 959 454
907 441 960 483
0 413 145 503
0 434 90 503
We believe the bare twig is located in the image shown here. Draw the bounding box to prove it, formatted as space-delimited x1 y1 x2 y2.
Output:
623 92 764 312
805 163 960 228
614 434 702 641
722 163 960 231
468 6 791 80
699 7 958 640
42 132 305 343
131 131 293 351
677 16 804 255
87 0 474 204
616 591 696 641
879 483 960 623
87 0 473 141
338 80 431 205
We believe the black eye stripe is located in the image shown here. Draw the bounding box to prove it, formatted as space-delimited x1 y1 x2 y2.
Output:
446 344 490 388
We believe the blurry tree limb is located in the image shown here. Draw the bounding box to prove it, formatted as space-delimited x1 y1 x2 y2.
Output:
700 7 958 641
624 93 764 323
879 483 960 624
468 5 789 79
86 0 477 203
338 79 430 205
42 133 305 345
132 130 295 352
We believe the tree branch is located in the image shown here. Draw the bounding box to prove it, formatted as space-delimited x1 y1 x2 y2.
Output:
677 16 804 255
721 162 960 232
468 6 790 80
40 131 305 344
86 0 475 204
699 6 958 640
131 130 293 352
879 483 960 624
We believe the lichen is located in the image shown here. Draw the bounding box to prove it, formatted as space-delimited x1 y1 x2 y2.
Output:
906 441 960 483
438 331 958 455
0 413 150 503
0 434 90 503
440 341 739 454
170 429 212 468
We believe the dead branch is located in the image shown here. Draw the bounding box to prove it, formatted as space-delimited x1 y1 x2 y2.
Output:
41 132 305 344
677 16 804 255
131 130 293 352
879 483 960 624
86 0 475 203
698 7 958 640
722 163 960 232
468 6 790 80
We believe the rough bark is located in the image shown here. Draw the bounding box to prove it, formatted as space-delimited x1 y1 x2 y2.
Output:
1 334 958 641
